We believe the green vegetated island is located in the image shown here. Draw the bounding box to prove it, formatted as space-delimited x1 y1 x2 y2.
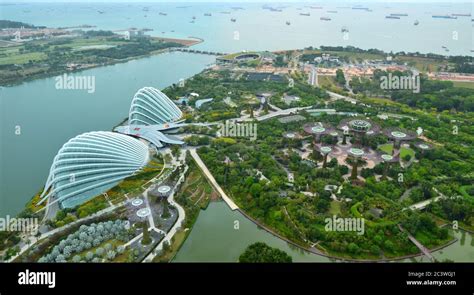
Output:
0 20 201 86
2 43 474 262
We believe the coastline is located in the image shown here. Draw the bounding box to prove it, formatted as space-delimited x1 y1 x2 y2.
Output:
0 36 203 87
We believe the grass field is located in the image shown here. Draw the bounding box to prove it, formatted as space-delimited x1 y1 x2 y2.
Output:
452 81 474 89
378 143 415 159
329 200 342 215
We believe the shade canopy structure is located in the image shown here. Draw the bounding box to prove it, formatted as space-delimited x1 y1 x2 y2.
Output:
38 131 150 209
415 142 433 151
338 118 381 146
303 122 336 143
347 148 365 180
283 131 303 140
319 146 332 168
383 127 417 151
338 118 381 135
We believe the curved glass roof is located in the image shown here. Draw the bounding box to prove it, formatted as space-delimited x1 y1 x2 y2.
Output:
128 87 182 125
39 131 149 208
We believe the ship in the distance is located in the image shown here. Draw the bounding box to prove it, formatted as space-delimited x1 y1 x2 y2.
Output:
432 15 457 19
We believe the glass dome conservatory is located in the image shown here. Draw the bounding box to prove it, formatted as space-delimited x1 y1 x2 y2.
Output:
38 131 150 209
128 87 182 125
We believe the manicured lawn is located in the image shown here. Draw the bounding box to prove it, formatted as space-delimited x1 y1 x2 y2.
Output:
378 143 415 159
452 81 474 89
329 200 342 215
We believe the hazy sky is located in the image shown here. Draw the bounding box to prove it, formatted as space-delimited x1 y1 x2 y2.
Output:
4 0 473 3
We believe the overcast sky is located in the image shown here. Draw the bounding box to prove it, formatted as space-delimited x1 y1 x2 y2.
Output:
4 1 473 4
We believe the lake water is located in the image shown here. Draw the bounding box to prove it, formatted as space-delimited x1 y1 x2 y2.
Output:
174 201 474 262
0 52 215 217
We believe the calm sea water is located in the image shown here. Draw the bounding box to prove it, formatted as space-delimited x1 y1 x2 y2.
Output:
1 2 472 55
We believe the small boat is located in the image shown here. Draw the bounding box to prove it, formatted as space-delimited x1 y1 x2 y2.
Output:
231 18 237 22
97 10 105 14
159 12 167 16
221 11 231 14
310 6 323 9
327 10 338 13
320 17 331 21
300 12 310 16
204 13 211 16
452 13 471 17
441 46 447 49
390 13 408 17
286 21 291 25
192 16 196 20
414 20 419 25
386 15 400 19
341 27 349 33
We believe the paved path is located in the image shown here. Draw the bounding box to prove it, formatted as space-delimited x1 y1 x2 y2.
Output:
399 224 435 262
143 157 187 262
327 90 358 104
245 106 312 122
404 188 446 211
189 149 239 211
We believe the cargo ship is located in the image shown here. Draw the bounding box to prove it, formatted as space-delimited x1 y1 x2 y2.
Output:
452 13 471 17
432 15 457 19
386 15 400 19
300 12 310 16
390 13 408 17
320 17 331 21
